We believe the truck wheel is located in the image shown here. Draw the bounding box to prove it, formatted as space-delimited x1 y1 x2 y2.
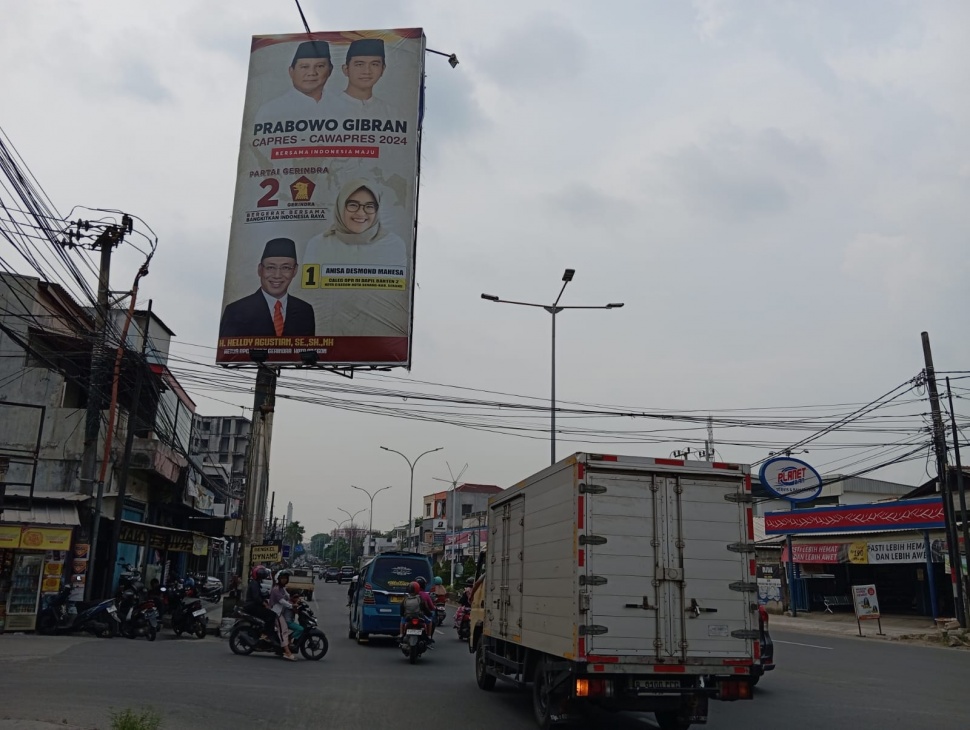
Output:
475 642 496 691
532 656 565 728
654 711 691 730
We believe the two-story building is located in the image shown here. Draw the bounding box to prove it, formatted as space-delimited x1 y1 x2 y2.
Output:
0 273 222 629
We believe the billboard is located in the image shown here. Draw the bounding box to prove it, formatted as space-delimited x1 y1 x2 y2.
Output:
217 29 426 366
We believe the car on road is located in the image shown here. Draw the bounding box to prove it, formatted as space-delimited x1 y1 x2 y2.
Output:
348 551 433 643
338 566 354 584
323 567 340 583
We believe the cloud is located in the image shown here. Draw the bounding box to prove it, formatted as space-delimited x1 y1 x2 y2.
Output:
117 57 173 104
476 18 588 91
841 232 940 306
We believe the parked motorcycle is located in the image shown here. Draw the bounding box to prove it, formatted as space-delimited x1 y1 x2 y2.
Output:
116 572 158 641
164 585 207 639
36 584 77 634
399 615 431 664
454 603 471 642
228 601 329 661
37 573 125 638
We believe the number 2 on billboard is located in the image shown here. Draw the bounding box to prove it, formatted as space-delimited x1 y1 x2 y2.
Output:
258 178 279 208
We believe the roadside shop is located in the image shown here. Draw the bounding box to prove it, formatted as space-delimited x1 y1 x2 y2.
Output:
0 500 79 632
766 497 952 618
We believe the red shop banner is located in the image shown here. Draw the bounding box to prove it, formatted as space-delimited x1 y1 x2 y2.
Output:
765 497 944 535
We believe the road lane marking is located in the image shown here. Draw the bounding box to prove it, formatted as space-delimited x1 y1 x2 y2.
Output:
774 639 832 650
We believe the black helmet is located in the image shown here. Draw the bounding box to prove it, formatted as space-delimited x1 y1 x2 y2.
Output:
415 576 427 590
255 567 271 580
466 578 474 587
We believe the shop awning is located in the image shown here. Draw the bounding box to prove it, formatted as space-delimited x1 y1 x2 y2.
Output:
119 519 210 555
1 502 80 527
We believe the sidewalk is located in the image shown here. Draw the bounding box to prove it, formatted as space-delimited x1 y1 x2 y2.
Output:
771 611 970 647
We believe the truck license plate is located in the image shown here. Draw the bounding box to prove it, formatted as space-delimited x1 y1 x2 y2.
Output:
634 679 681 694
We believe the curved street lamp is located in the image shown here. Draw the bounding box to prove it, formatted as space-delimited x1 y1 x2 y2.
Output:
352 485 392 558
380 446 443 549
338 507 366 566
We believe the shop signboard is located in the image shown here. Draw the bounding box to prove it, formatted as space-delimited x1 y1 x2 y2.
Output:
18 528 71 551
167 534 195 553
759 457 823 502
867 539 931 564
0 525 21 548
757 564 782 604
852 583 884 637
251 544 282 563
216 28 427 367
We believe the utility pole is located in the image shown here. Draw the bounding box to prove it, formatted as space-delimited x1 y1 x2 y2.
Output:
921 332 966 626
105 300 153 591
239 362 278 584
77 217 131 600
946 377 970 615
706 416 715 461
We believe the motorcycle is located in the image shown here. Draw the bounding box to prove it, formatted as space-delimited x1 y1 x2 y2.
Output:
435 601 447 628
454 603 471 642
229 601 329 661
399 615 431 664
36 584 78 634
164 585 207 639
116 572 158 641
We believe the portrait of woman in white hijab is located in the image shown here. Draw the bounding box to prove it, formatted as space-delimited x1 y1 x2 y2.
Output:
304 178 411 338
305 178 408 265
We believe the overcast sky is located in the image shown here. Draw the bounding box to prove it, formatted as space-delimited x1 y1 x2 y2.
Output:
2 1 968 539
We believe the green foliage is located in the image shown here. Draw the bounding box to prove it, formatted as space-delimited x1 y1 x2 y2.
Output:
309 532 331 558
111 707 162 730
284 520 305 548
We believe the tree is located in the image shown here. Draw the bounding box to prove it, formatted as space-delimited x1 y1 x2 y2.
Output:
309 532 330 559
284 521 305 553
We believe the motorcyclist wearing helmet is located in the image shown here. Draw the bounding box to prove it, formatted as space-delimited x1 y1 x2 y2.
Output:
431 575 448 604
415 576 437 643
399 580 432 641
459 577 474 608
269 570 299 660
244 566 276 640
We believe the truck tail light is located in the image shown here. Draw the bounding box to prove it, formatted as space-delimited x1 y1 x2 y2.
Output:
363 582 375 605
576 678 613 698
718 679 753 701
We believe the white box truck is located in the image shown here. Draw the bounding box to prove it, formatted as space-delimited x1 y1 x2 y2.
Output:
470 453 759 729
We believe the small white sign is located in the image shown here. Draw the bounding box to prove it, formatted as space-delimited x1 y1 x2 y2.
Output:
852 584 881 620
707 624 730 637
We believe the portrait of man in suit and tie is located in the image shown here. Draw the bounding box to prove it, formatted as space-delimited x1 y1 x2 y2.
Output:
218 237 315 338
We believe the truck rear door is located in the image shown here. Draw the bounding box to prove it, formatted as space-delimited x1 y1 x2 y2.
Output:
582 463 751 661
492 495 525 640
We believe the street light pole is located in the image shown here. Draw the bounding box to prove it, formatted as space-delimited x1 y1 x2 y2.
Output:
352 485 392 558
338 507 366 567
380 446 443 550
328 518 349 564
482 269 624 465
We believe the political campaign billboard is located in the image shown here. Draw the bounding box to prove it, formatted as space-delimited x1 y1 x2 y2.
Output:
217 29 426 366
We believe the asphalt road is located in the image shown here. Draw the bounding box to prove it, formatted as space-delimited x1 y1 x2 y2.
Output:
2 582 968 730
